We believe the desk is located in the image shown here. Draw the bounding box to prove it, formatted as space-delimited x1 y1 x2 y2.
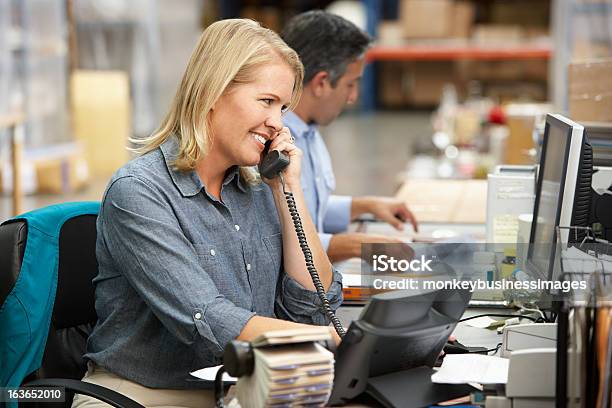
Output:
0 113 25 216
338 220 500 350
395 178 488 224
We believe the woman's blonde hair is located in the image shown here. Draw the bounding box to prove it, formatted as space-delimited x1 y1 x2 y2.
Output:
131 19 303 179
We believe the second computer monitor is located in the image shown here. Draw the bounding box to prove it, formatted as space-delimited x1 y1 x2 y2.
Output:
527 113 592 281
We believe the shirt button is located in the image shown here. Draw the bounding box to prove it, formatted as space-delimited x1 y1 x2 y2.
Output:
246 263 251 271
315 177 320 182
234 224 240 231
194 312 202 320
210 249 215 256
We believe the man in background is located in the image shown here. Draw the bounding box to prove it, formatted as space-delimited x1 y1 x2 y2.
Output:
281 11 418 263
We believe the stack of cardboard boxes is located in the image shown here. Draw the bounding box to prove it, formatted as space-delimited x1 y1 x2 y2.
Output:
569 59 612 123
378 0 550 108
399 0 474 40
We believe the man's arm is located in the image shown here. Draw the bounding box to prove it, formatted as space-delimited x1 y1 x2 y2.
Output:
322 195 352 233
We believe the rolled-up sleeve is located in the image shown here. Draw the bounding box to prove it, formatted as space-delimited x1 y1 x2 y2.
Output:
100 176 255 357
275 268 343 325
323 195 352 233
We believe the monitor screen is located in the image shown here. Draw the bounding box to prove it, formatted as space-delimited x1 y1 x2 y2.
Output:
528 114 586 281
530 122 570 277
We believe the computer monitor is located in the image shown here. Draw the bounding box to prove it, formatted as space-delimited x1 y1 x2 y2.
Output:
527 114 593 282
329 286 471 406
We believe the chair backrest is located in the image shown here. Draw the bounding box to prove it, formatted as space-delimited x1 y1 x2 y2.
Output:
37 214 99 380
0 202 100 387
0 220 27 307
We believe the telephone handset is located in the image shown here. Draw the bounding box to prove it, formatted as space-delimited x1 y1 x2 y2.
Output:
259 140 345 338
259 141 290 179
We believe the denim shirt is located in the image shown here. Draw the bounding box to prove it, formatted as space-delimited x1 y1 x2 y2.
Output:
283 112 352 250
85 136 343 389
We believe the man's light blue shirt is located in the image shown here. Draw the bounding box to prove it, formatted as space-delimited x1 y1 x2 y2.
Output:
283 111 352 250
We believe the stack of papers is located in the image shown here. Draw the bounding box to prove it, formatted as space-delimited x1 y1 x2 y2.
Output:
431 354 509 385
236 342 334 407
250 327 331 347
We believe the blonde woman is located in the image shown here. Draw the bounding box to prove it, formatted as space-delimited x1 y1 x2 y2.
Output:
72 19 342 407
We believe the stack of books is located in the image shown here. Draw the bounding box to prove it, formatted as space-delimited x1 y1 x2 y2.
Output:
236 327 335 407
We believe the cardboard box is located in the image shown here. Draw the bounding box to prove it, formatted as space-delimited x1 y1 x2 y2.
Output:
490 1 549 27
71 70 131 177
399 0 453 38
569 59 612 122
35 155 89 194
503 103 552 164
1 143 89 195
407 61 458 106
485 82 547 104
573 39 612 61
379 62 408 107
450 0 474 38
28 142 89 194
472 24 524 45
379 61 462 108
377 21 404 45
457 59 548 82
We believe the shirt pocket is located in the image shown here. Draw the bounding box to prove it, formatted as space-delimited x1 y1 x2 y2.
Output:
192 243 244 303
192 243 224 282
192 243 221 263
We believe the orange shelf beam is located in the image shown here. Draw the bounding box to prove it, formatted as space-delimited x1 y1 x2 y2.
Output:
366 45 552 62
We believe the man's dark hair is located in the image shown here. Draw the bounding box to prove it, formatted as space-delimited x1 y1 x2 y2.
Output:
281 10 372 87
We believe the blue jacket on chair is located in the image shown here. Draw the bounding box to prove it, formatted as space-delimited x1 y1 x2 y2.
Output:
0 202 100 391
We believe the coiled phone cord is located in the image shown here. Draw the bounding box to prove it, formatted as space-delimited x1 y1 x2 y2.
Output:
214 175 346 408
280 174 346 338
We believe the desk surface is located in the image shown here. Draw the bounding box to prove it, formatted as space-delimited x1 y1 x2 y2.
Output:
359 220 486 242
396 178 488 224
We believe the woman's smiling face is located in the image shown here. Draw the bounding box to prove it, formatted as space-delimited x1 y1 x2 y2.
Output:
208 58 295 168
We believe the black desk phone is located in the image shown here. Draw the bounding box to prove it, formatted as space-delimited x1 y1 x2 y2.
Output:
215 145 475 407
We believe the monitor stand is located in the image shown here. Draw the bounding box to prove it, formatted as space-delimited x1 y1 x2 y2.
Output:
365 366 475 408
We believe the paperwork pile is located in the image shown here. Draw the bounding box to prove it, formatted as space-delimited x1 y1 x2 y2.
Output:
432 354 509 385
236 328 335 408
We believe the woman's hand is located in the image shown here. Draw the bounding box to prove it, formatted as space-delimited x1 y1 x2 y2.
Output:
330 327 342 346
261 127 302 190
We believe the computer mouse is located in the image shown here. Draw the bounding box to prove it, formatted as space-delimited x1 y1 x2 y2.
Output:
443 339 471 354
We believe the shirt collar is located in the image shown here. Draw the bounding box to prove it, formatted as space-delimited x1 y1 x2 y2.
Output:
223 165 248 193
284 111 318 140
160 136 247 197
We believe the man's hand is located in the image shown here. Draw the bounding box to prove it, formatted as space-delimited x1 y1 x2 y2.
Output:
352 196 418 232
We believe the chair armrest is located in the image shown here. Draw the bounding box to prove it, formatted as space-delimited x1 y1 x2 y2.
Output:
23 378 145 408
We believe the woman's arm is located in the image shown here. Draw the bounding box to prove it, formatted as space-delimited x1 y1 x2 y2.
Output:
238 316 341 345
265 127 333 291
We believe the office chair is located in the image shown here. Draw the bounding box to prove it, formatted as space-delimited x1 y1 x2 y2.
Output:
0 202 144 408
